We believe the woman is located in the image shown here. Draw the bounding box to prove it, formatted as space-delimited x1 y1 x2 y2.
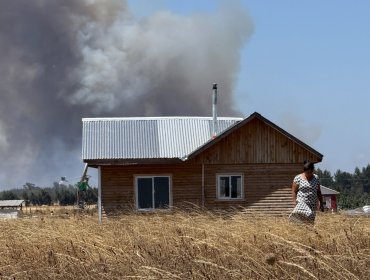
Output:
289 160 324 223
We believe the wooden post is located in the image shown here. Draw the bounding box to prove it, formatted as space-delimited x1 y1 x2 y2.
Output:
98 166 102 224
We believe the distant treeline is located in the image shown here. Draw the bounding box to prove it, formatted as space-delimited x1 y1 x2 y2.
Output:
317 165 370 209
0 182 98 206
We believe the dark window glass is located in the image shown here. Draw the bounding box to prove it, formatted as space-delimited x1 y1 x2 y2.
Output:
137 178 153 209
219 176 230 198
154 177 170 208
231 176 242 198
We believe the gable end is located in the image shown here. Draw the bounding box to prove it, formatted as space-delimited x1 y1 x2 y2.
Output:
187 112 323 164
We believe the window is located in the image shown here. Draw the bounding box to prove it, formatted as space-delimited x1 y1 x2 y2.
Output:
217 175 243 199
136 176 171 210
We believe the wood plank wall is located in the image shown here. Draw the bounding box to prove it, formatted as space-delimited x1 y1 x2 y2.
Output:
203 163 300 209
100 163 302 213
100 164 202 214
192 118 321 164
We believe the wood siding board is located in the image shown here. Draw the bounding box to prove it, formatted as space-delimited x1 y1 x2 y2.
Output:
99 163 299 214
201 163 299 209
101 164 203 213
190 116 321 165
186 113 322 163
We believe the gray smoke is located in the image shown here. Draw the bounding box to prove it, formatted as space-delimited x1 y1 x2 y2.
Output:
0 0 253 188
279 113 322 145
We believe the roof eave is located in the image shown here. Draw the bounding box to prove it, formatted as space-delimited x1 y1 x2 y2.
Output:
84 158 184 167
320 186 340 195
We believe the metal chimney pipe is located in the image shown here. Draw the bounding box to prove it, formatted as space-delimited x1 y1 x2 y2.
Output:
212 83 218 138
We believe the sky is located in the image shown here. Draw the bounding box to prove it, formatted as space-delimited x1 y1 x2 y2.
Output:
0 0 369 189
128 0 370 174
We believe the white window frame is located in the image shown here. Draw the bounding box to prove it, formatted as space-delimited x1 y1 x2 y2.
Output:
216 174 244 200
135 175 172 210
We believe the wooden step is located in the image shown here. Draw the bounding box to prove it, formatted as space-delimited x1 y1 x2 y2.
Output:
246 197 292 202
245 192 292 197
248 205 292 208
246 196 292 201
250 200 293 205
246 190 292 195
246 190 291 194
246 207 293 211
248 205 293 210
241 210 291 216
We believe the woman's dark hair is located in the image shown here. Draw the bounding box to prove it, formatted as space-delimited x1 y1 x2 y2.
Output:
303 160 314 171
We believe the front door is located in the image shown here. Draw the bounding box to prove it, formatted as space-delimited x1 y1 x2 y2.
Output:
136 176 170 210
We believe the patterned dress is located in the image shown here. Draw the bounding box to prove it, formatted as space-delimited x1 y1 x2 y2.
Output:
289 174 320 223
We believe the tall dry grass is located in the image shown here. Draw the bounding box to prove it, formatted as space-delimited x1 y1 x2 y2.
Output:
0 210 369 279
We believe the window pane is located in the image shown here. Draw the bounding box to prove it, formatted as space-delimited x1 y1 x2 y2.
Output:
137 178 153 209
231 176 242 198
219 177 230 198
154 177 170 209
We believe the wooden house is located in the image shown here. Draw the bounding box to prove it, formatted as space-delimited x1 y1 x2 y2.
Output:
82 112 323 221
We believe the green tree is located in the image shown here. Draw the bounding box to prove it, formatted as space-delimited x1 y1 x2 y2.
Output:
58 188 77 205
316 168 334 187
85 187 98 204
29 191 39 205
0 190 20 200
39 189 52 205
22 191 30 206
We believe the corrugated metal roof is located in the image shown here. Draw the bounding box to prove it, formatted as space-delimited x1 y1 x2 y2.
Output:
82 117 242 160
321 186 339 195
0 200 24 207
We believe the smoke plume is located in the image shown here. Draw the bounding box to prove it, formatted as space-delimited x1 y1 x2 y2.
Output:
0 0 252 188
279 113 322 146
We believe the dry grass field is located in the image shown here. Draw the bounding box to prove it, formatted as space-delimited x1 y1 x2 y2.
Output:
0 210 369 280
